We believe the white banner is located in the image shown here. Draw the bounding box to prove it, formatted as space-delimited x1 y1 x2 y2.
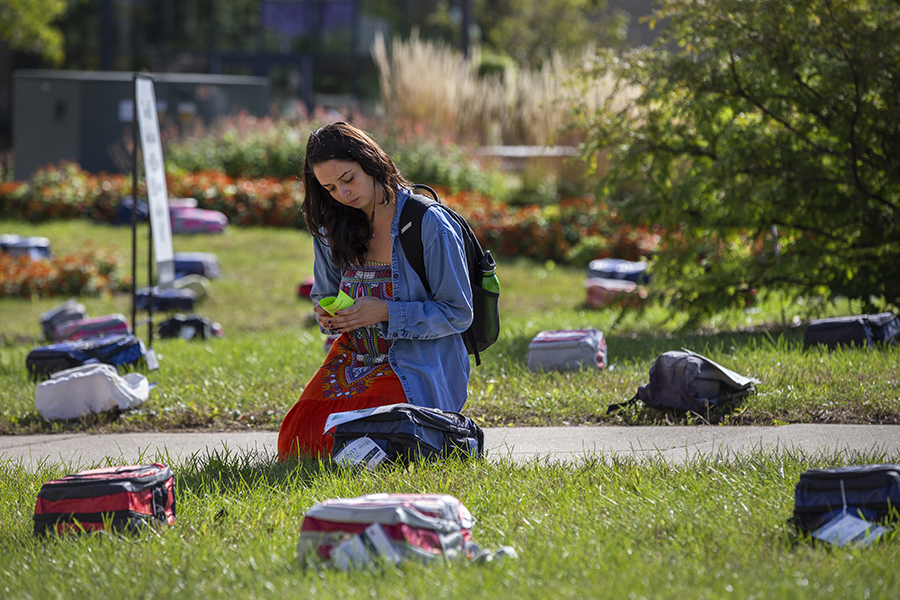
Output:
135 77 174 288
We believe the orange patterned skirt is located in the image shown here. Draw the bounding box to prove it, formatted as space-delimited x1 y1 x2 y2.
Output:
277 333 407 460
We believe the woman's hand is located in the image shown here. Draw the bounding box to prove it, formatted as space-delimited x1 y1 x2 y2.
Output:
316 296 389 333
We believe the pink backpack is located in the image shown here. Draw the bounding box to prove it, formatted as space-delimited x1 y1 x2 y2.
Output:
170 206 228 234
297 493 476 568
54 313 130 341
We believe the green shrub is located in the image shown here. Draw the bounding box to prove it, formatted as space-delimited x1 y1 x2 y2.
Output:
165 114 316 179
164 115 516 202
576 0 900 317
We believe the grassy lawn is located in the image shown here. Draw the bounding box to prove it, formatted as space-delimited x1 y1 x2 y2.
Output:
1 219 898 598
1 218 898 434
0 449 897 599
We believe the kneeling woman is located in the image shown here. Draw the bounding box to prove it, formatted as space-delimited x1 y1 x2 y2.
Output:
277 122 473 459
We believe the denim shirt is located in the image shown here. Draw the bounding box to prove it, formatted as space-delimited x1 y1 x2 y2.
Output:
310 187 473 412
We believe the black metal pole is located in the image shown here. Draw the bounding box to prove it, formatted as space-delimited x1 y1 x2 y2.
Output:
101 0 114 71
148 227 154 348
351 0 360 104
131 74 138 332
209 0 220 74
145 78 154 348
461 0 471 58
133 73 155 348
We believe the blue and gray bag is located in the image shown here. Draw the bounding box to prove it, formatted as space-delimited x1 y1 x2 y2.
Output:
607 349 759 416
26 333 147 381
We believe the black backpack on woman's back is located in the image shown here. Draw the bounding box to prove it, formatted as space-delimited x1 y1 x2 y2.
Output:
398 185 500 365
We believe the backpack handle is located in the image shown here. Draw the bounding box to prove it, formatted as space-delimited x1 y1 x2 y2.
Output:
412 184 440 203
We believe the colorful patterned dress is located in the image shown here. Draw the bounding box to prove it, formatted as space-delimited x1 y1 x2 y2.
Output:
277 263 407 459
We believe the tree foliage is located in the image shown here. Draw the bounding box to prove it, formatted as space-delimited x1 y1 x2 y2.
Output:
472 0 624 67
0 0 68 64
423 0 626 67
576 0 900 322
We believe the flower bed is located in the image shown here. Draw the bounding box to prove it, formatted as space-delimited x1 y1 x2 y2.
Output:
0 163 306 229
0 162 129 224
0 162 660 267
435 186 660 263
168 170 304 228
0 248 129 298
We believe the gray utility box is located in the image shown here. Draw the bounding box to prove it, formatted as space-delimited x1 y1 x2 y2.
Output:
12 70 271 179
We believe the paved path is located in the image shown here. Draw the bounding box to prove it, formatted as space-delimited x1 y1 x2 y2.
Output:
1 424 898 468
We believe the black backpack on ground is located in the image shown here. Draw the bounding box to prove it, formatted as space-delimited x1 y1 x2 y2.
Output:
330 404 484 465
791 464 900 533
607 349 759 416
26 334 147 381
135 287 197 313
398 185 500 365
173 252 221 279
803 313 900 349
157 313 218 340
39 298 88 341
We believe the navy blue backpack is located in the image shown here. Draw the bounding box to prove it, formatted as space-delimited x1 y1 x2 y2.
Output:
26 334 147 381
791 464 900 532
330 404 484 464
135 287 196 313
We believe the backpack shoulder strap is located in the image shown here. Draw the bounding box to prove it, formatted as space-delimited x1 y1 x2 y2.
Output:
399 187 441 297
398 185 484 365
606 395 638 415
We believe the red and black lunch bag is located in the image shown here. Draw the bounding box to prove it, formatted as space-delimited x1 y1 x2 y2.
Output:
33 463 176 535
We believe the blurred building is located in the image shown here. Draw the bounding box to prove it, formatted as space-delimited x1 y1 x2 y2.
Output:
0 0 400 174
0 0 659 175
12 70 271 179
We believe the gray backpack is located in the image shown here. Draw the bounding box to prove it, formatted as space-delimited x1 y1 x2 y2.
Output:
608 349 759 415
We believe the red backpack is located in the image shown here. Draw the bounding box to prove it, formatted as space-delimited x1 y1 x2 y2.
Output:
33 463 176 535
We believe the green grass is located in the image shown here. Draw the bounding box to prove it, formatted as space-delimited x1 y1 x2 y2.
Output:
1 219 899 598
0 218 898 434
1 448 898 599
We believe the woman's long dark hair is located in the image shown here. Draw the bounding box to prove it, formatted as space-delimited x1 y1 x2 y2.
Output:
301 122 409 269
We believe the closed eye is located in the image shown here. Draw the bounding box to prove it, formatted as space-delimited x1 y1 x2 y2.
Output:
324 179 350 193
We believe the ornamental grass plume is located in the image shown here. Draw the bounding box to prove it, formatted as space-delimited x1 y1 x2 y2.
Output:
372 32 633 148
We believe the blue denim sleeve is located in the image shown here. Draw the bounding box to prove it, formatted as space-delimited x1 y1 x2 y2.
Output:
310 234 342 334
385 205 474 340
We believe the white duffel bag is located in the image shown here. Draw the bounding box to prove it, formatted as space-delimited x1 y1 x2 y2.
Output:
35 363 150 421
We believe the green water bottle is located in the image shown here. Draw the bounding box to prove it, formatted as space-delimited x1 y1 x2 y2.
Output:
480 250 500 294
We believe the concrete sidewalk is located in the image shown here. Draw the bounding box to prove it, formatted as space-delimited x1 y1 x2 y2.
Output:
1 424 898 468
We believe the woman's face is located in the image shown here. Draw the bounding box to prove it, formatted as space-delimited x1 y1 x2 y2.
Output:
312 159 379 211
